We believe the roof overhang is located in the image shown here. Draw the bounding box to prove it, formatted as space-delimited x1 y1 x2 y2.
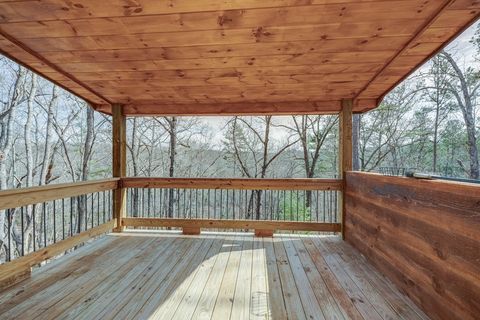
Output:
0 0 478 116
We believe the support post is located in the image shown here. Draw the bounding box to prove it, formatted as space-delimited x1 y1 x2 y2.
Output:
112 104 126 232
339 99 353 240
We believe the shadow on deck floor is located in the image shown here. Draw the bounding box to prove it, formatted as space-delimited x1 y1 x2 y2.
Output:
0 231 429 320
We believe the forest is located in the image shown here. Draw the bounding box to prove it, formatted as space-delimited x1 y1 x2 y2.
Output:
0 23 478 262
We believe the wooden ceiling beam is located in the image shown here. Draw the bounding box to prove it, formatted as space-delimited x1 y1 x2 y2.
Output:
0 28 110 105
355 0 480 105
120 99 377 116
123 101 342 116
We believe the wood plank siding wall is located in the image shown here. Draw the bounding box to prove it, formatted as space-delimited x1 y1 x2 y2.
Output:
344 172 480 320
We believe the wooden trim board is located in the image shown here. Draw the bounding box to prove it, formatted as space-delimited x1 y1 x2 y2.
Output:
121 177 343 191
112 104 127 232
122 218 341 233
0 178 119 210
0 220 116 291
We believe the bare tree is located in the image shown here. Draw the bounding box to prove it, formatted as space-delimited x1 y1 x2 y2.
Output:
425 56 453 173
38 85 58 185
225 116 298 219
286 115 338 207
0 64 26 259
440 50 479 179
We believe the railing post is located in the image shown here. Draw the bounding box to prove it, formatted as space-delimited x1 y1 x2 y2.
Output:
339 99 353 240
112 104 126 232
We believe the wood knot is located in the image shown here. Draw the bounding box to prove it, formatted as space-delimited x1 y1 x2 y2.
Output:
252 27 271 42
217 15 233 26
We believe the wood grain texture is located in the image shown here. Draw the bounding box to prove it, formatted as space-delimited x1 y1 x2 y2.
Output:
121 177 343 190
339 99 353 239
0 232 427 320
121 218 342 233
112 104 126 232
0 0 477 115
0 220 116 291
0 178 118 210
344 172 480 320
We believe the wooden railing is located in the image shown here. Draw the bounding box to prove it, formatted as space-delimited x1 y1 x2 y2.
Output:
0 176 342 289
0 178 119 290
121 177 342 236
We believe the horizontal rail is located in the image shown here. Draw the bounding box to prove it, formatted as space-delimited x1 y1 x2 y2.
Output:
0 178 119 210
121 177 342 190
0 220 115 291
122 218 341 232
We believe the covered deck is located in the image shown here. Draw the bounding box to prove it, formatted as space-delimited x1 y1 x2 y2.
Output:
0 1 479 320
0 231 427 320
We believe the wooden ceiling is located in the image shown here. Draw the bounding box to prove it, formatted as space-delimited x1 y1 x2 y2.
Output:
0 0 478 116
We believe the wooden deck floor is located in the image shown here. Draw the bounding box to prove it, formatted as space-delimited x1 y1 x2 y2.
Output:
0 231 429 320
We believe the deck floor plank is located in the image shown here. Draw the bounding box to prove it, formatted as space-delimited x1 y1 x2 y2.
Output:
43 236 161 319
312 237 384 320
148 235 224 320
70 236 188 320
273 236 308 320
263 237 288 319
190 234 236 320
230 233 254 320
125 235 216 319
291 236 345 320
282 235 326 320
250 236 269 319
0 235 118 311
1 236 151 319
323 237 430 320
209 235 243 320
0 232 429 320
302 238 364 320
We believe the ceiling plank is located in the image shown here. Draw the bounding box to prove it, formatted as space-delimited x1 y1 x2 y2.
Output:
0 0 476 115
0 2 437 38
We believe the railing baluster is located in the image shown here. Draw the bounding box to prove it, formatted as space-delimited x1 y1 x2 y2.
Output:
177 188 180 218
152 188 156 218
225 189 228 220
70 197 74 237
102 191 106 223
213 189 217 219
7 208 11 262
219 189 223 219
53 200 57 243
207 189 211 220
231 189 234 220
91 193 94 229
158 188 162 218
195 189 198 219
62 198 65 240
97 192 100 226
32 204 36 252
43 202 47 248
21 206 25 257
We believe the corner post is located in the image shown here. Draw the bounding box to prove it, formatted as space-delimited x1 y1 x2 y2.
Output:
112 104 126 232
339 99 353 240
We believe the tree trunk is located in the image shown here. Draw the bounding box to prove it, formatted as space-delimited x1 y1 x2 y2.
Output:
0 66 26 260
25 73 39 251
442 51 479 179
352 114 361 171
39 85 58 185
168 117 177 218
433 99 440 173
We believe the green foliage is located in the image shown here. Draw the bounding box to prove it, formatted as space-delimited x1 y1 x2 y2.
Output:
278 191 311 222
